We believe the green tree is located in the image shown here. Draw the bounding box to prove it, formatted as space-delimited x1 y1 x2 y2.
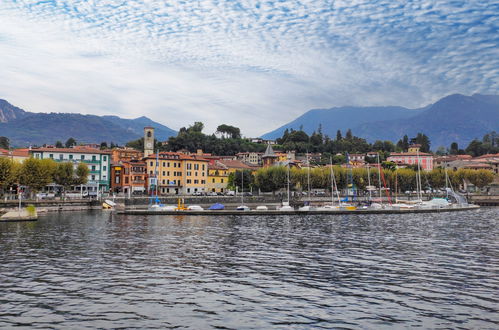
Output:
0 136 9 149
53 162 75 198
336 130 342 141
55 141 63 148
0 158 17 195
19 158 56 197
65 137 76 148
100 142 108 150
75 163 90 185
466 169 495 190
410 133 431 152
450 142 459 155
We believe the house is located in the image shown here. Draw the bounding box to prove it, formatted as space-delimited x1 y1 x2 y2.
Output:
236 152 263 166
387 145 434 171
111 147 143 163
144 152 209 195
30 146 112 192
111 159 147 195
207 161 230 193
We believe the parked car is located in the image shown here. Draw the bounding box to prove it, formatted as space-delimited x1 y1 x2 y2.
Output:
207 191 218 196
226 191 235 196
192 191 203 196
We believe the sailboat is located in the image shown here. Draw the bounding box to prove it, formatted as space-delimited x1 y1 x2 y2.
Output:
317 157 344 211
299 153 316 211
236 170 250 211
278 159 294 211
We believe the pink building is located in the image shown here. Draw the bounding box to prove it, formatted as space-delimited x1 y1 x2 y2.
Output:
387 146 434 171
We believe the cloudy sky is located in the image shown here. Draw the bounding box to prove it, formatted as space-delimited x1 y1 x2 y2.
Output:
0 1 497 137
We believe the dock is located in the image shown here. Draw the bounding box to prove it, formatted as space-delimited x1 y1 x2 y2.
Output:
118 204 480 216
0 209 38 222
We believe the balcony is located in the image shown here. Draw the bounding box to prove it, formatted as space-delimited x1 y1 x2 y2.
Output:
132 180 145 184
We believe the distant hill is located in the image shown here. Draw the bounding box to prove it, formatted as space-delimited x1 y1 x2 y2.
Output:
0 99 177 147
262 94 499 149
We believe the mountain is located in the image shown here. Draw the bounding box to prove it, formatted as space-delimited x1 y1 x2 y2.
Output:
0 99 28 123
261 106 425 140
0 99 177 147
261 94 499 149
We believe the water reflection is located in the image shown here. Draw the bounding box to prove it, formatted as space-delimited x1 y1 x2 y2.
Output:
0 208 498 328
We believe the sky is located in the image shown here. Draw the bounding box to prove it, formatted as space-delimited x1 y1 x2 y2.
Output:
0 0 497 137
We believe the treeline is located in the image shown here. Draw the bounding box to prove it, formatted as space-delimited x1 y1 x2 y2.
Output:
0 158 89 198
229 166 495 194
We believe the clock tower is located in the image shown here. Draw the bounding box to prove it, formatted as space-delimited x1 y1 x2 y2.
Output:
144 127 155 158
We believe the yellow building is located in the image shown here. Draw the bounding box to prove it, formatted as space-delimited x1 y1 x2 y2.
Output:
207 162 230 193
145 152 208 195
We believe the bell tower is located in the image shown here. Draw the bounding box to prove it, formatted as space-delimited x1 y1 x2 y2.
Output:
144 127 155 157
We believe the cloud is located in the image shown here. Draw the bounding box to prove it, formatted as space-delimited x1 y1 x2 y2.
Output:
0 0 497 137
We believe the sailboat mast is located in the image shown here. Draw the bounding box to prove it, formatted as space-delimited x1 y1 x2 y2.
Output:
367 164 372 201
377 153 382 203
287 160 290 204
330 156 334 206
307 152 311 203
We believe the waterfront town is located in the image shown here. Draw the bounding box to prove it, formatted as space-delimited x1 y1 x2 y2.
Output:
0 127 498 200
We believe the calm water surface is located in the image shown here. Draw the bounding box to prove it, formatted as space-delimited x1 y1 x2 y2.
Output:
1 208 498 329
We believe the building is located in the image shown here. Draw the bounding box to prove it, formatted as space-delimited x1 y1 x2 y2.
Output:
144 152 209 195
433 155 472 169
387 145 434 171
30 146 111 192
111 147 143 163
144 127 155 158
111 160 147 195
236 152 263 166
207 161 230 193
262 144 278 167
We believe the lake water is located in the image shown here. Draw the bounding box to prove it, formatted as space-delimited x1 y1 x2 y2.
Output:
1 208 498 329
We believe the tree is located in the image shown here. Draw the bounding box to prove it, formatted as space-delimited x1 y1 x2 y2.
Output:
189 122 204 133
396 135 409 151
410 133 431 152
100 142 108 150
65 137 76 148
346 129 353 141
53 162 75 198
216 124 241 139
18 158 56 197
55 141 63 148
450 142 459 155
75 163 90 185
336 130 342 141
126 137 144 151
0 136 10 149
467 169 495 190
0 158 17 196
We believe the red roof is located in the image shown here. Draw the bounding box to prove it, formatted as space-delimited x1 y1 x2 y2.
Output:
218 159 256 169
11 149 30 157
388 152 432 156
31 147 111 154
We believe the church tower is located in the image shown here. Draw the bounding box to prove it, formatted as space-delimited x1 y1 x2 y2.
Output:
144 127 155 158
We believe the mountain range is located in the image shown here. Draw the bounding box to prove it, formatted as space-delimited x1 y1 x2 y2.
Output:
0 99 177 147
262 94 499 148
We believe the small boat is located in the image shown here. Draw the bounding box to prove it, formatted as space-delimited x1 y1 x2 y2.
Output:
317 204 340 211
149 204 176 211
187 205 204 211
255 205 268 211
208 203 225 210
236 205 250 211
298 205 317 211
277 201 294 211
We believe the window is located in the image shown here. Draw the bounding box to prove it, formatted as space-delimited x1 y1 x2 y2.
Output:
69 155 73 160
187 171 191 176
162 171 165 176
91 175 95 180
167 162 170 167
81 155 85 160
162 179 165 184
103 166 107 171
103 156 107 161
150 161 153 166
195 172 198 177
59 154 63 160
202 164 205 170
92 155 96 161
163 162 166 167
187 179 191 184
194 164 199 170
173 163 177 168
221 179 224 183
212 178 215 183
91 166 96 171
49 154 54 158
167 171 170 176
194 180 199 184
201 180 205 184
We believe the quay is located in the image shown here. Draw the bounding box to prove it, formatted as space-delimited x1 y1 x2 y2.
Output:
119 204 480 216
